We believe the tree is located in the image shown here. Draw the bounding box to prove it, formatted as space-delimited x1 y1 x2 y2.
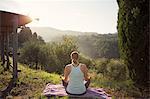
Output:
117 0 149 95
76 34 120 59
95 34 119 58
18 27 32 48
19 40 45 69
19 35 78 73
18 27 45 48
45 36 78 73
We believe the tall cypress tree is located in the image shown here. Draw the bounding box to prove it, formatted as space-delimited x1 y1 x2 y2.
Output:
117 0 149 95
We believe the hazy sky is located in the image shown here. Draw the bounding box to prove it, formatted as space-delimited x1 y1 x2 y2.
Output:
0 0 118 33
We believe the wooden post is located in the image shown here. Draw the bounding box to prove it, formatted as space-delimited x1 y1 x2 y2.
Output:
1 33 5 65
0 12 1 62
0 12 5 65
6 32 10 70
12 15 18 81
0 34 2 62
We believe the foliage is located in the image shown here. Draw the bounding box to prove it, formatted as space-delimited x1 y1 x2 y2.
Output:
18 27 32 48
78 54 93 68
92 58 109 75
19 40 45 69
106 59 128 81
117 0 149 95
19 36 78 73
93 58 128 81
18 27 45 48
90 72 141 97
0 62 61 98
90 59 141 97
75 34 120 59
44 36 78 73
0 59 142 98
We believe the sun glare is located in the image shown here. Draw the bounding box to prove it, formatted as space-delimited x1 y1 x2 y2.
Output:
14 0 118 33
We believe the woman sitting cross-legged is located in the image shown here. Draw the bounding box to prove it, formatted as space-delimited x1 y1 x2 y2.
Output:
62 51 91 95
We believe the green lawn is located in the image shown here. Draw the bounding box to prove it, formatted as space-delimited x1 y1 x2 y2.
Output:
0 62 61 98
0 62 140 98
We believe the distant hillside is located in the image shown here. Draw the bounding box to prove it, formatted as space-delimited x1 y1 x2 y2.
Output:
30 27 98 42
75 33 119 58
30 27 119 58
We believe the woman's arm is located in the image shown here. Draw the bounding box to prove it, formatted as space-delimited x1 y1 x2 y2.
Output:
81 64 90 81
63 65 71 82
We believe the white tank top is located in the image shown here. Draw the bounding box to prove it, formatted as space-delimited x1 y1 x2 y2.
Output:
66 64 86 94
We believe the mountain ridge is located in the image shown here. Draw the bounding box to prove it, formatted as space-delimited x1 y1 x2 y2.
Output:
30 27 99 42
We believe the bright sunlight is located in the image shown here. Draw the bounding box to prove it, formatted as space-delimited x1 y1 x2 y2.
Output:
0 0 118 33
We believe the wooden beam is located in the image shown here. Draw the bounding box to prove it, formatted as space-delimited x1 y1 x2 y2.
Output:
0 13 2 62
0 35 1 62
6 32 10 70
12 15 18 81
1 33 5 65
0 12 1 63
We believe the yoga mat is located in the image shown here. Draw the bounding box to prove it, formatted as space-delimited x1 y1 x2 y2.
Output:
43 83 111 99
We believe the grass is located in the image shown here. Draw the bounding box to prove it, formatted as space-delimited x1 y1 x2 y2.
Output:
0 65 12 90
0 60 142 98
0 62 61 98
89 69 141 98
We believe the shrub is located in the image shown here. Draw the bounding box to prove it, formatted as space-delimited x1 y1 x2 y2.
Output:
106 59 128 81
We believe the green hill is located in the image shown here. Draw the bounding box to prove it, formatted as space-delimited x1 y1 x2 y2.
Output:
0 60 140 98
30 27 98 42
0 62 61 98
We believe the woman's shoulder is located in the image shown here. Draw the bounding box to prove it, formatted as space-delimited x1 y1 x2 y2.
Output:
79 63 88 74
79 63 87 70
79 63 86 67
65 64 72 68
65 64 72 72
